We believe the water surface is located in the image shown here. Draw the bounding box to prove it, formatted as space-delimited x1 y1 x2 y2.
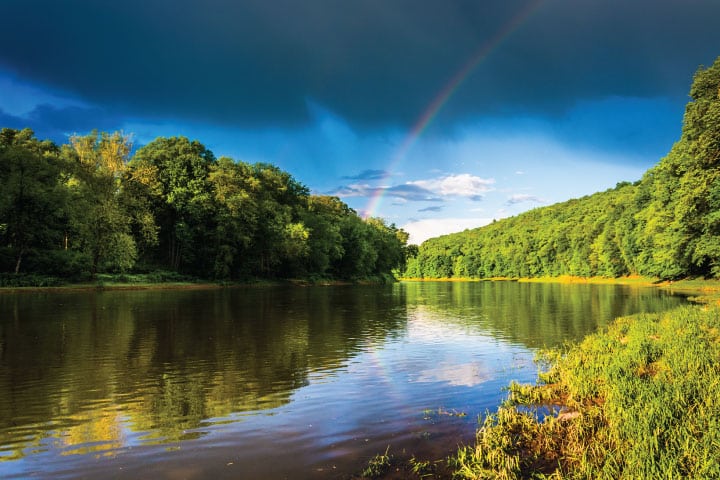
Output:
0 281 685 478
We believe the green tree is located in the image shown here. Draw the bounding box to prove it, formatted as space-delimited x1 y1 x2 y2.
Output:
244 163 309 277
207 157 258 278
333 214 377 278
0 128 66 273
366 217 408 275
65 131 139 275
301 196 347 277
677 59 720 275
129 137 216 273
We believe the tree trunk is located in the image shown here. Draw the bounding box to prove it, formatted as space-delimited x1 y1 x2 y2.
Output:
91 250 100 279
169 236 181 271
14 246 25 275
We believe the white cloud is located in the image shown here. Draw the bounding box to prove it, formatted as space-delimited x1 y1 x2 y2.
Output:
409 173 495 198
402 217 494 245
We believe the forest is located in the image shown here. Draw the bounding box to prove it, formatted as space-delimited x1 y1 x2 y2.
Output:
405 57 720 281
0 131 409 283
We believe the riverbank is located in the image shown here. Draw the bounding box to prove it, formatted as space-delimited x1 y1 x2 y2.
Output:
401 275 720 301
8 273 720 296
401 274 670 285
0 272 397 294
451 303 720 478
446 283 720 479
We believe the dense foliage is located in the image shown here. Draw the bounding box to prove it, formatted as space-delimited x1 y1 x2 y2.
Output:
0 131 408 281
406 57 720 280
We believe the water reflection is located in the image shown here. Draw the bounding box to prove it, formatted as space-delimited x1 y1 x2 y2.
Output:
415 362 493 387
0 286 407 462
0 282 686 479
401 281 685 347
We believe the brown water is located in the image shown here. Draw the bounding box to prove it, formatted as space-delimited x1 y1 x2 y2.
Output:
0 282 685 479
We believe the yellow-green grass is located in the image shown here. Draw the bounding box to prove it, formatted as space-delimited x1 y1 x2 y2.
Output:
452 302 720 479
399 275 658 285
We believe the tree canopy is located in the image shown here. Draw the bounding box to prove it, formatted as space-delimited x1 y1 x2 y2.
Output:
0 131 408 281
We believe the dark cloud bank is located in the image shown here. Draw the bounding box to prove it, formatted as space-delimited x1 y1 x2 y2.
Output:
1 0 719 133
0 104 123 141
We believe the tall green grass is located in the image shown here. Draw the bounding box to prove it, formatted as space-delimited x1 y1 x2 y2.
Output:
452 305 720 479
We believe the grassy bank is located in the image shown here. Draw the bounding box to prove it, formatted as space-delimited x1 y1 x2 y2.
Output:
0 271 398 293
0 271 206 292
399 275 662 285
451 300 720 479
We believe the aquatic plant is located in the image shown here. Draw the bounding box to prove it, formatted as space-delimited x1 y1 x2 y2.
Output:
362 446 392 478
409 456 433 478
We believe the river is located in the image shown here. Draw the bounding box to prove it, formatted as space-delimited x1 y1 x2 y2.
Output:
0 281 685 479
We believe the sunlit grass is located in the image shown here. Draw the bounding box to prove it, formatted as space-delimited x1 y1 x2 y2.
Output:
452 304 720 479
518 274 659 285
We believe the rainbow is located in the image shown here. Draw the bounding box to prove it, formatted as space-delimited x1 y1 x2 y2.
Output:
363 0 545 218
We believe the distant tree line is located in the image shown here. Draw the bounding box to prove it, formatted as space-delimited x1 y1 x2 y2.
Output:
0 130 409 281
405 58 720 280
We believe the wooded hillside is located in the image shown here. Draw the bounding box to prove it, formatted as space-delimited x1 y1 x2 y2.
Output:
405 57 720 280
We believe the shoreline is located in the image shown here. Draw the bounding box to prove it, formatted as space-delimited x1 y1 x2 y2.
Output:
366 276 720 479
400 275 720 299
448 283 720 479
5 273 720 295
5 274 720 301
0 277 388 294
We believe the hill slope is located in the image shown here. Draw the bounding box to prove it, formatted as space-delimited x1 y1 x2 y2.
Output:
405 57 720 280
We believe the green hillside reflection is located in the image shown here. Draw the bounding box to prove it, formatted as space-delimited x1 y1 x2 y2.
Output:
399 281 686 348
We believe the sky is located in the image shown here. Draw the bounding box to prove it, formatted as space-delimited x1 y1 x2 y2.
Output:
1 0 719 244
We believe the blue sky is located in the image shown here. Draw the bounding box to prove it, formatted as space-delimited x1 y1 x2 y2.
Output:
1 0 719 243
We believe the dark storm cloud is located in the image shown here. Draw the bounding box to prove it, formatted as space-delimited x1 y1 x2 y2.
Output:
0 105 123 143
27 105 124 137
0 110 23 130
1 0 719 130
